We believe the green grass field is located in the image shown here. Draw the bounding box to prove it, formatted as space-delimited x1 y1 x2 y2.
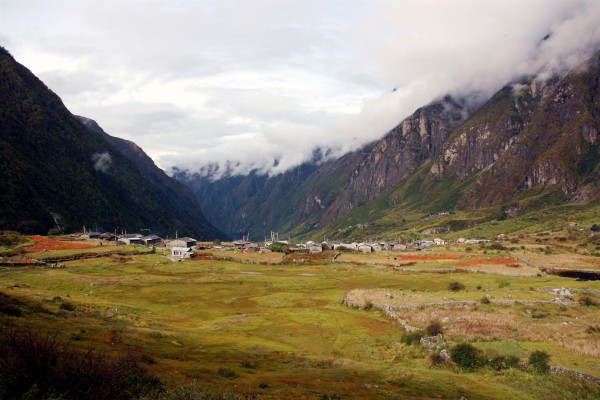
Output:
1 240 599 399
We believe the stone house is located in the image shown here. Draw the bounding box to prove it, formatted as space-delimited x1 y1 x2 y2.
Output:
167 237 197 248
171 247 193 259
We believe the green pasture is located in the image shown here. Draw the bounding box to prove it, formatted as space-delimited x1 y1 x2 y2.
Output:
1 250 599 399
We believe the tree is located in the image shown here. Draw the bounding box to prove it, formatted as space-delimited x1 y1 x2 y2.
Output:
529 350 550 373
426 320 444 336
448 281 466 292
450 343 482 371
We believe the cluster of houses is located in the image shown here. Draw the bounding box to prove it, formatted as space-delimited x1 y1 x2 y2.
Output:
80 230 496 259
231 236 490 254
81 231 198 259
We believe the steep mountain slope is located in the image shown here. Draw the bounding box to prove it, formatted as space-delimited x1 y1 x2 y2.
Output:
0 47 225 239
181 53 599 241
179 96 469 239
306 53 600 240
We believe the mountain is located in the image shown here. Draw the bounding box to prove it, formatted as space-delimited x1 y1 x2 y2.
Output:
179 53 600 241
178 96 470 239
0 47 226 240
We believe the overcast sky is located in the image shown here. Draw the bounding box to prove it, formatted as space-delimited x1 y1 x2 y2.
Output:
2 0 600 178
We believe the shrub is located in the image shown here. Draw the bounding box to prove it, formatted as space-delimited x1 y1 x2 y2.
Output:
0 327 161 399
425 320 444 336
59 302 76 312
241 360 257 369
401 330 425 346
0 293 22 317
0 303 21 317
429 351 445 367
529 350 550 373
448 281 466 292
217 367 238 379
488 243 507 251
585 325 600 334
271 242 291 254
531 311 549 319
450 343 482 371
47 228 62 236
579 296 598 307
480 296 491 304
489 355 520 370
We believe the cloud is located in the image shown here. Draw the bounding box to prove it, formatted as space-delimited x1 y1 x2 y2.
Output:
92 152 112 173
2 0 600 179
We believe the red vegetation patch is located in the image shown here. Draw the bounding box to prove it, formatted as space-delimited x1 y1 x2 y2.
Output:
193 252 213 260
20 259 41 264
396 254 463 261
580 258 600 265
456 257 518 266
26 236 96 252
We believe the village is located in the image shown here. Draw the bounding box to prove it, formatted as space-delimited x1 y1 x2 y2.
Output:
77 230 495 260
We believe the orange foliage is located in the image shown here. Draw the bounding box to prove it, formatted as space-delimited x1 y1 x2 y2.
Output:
456 257 517 266
26 236 96 252
395 254 463 261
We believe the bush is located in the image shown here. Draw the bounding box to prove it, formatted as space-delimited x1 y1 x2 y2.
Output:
448 281 466 292
0 327 161 399
429 351 445 367
585 325 600 334
425 320 444 336
401 330 425 346
271 242 291 254
489 355 520 370
0 303 21 317
529 350 550 373
531 311 549 319
59 302 76 312
579 296 598 307
450 343 482 371
217 367 238 379
480 296 491 304
47 228 62 236
0 231 28 248
0 293 22 317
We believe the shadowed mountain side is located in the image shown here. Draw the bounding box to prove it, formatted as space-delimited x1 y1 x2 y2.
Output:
0 47 226 240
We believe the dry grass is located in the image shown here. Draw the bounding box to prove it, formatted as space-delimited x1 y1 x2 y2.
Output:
337 252 463 264
516 251 600 271
558 338 600 358
210 250 283 263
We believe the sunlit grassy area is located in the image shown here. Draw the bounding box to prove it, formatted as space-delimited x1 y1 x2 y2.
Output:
1 240 599 399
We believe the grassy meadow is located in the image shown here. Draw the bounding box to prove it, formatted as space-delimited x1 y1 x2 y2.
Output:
1 236 599 399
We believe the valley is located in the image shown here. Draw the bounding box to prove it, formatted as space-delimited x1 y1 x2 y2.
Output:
1 232 599 399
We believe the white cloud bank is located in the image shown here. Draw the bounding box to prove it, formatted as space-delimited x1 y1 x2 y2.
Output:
2 0 600 179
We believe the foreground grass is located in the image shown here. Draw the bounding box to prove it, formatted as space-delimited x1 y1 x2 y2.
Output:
1 246 599 399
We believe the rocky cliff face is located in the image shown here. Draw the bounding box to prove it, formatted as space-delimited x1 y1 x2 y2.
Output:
324 97 468 220
179 53 600 240
430 54 600 208
180 96 470 239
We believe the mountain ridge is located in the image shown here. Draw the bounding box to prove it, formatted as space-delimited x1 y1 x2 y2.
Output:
179 53 600 240
0 47 226 239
